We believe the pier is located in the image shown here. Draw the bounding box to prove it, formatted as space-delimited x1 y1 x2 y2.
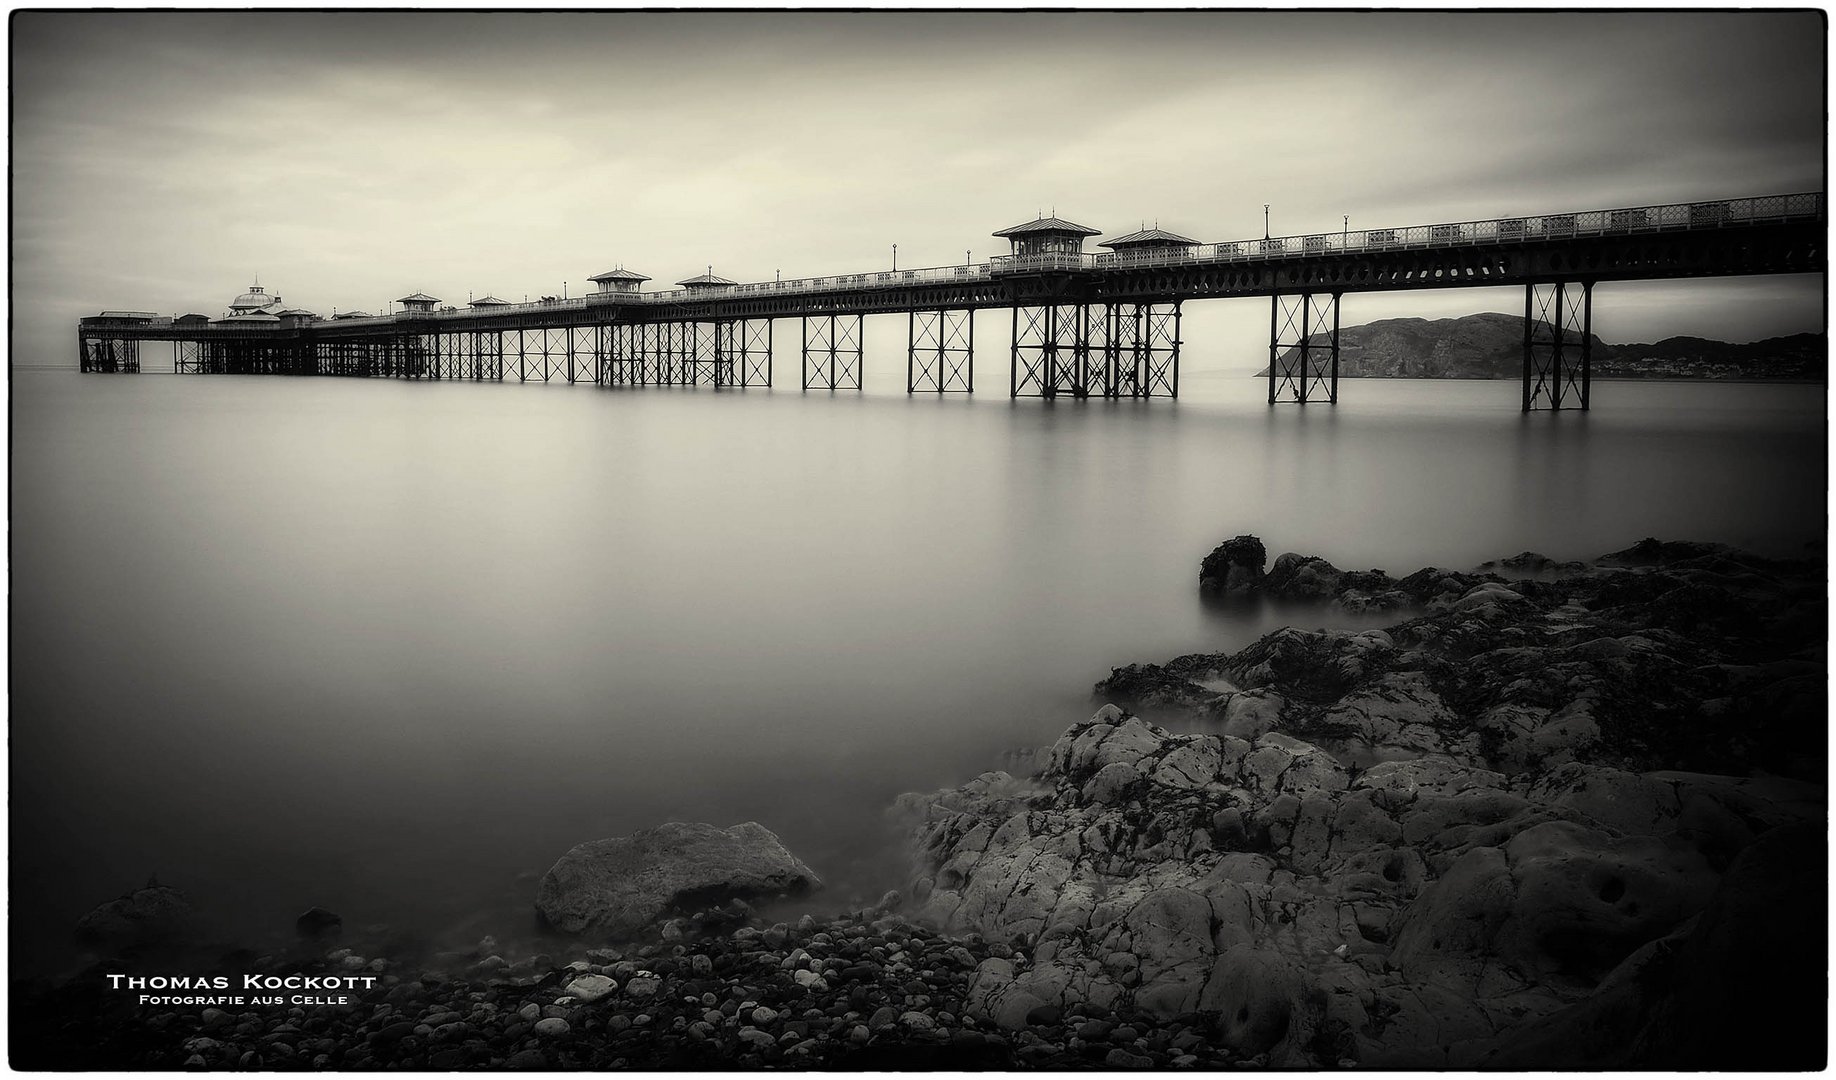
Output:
78 192 1824 411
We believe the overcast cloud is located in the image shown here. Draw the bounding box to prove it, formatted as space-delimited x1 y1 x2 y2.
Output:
13 11 1826 369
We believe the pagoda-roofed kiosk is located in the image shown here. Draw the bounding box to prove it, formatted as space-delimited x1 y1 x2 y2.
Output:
1100 226 1200 259
589 268 650 295
993 215 1102 262
468 296 512 309
397 292 441 314
676 271 737 293
274 308 319 324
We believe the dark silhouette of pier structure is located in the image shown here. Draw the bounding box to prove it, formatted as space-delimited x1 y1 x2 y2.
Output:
78 192 1823 411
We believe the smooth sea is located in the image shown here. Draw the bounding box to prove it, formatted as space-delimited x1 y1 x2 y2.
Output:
10 366 1824 974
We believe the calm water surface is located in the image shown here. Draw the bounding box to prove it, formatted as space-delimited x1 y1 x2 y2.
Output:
11 369 1824 974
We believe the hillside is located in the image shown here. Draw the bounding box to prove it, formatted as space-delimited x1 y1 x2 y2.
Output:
1256 313 1823 380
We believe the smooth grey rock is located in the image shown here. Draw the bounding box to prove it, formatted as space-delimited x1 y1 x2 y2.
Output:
75 885 193 953
536 821 820 935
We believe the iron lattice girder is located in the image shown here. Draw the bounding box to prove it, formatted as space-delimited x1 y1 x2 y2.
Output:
1268 292 1342 404
802 313 863 390
79 337 142 373
1010 302 1180 399
909 309 975 393
1523 282 1593 412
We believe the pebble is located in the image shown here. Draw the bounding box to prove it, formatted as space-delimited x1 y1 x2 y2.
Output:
17 888 1238 1071
899 1010 938 1033
565 974 618 1003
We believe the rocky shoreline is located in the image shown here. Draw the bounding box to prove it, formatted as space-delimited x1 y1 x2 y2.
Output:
14 536 1825 1069
898 535 1824 1068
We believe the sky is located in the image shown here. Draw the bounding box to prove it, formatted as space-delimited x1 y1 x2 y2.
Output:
13 10 1827 372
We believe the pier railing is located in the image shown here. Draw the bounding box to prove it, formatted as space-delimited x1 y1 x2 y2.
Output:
993 192 1823 274
81 192 1821 333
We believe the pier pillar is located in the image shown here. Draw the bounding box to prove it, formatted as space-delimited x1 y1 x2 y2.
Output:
666 322 690 385
1013 303 1177 398
632 323 658 385
79 336 141 374
470 330 503 380
1268 292 1341 404
1106 301 1182 398
641 323 660 385
908 309 974 393
1011 304 1088 398
1523 281 1592 411
737 319 772 387
802 314 863 390
683 322 724 386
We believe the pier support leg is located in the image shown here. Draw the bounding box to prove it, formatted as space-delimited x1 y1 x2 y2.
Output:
737 319 772 387
1011 304 1086 398
634 324 654 385
1268 292 1339 404
641 324 662 385
668 322 684 385
1078 304 1109 397
907 309 974 393
1013 303 1166 398
1143 301 1181 398
1524 281 1592 411
80 337 140 373
801 314 863 390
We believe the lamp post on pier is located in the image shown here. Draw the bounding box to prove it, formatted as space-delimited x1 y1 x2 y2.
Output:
892 244 898 271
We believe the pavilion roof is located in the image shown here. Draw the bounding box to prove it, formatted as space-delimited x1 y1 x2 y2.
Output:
993 215 1101 239
1100 227 1200 249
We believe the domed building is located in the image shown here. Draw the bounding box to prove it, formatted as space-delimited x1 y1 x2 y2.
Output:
229 281 282 313
215 280 285 325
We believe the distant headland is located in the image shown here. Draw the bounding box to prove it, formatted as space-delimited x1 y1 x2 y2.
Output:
1257 312 1823 381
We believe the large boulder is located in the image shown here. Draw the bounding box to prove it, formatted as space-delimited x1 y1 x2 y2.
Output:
536 821 820 936
1264 553 1345 600
1199 535 1267 595
75 884 193 954
1481 822 1825 1069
